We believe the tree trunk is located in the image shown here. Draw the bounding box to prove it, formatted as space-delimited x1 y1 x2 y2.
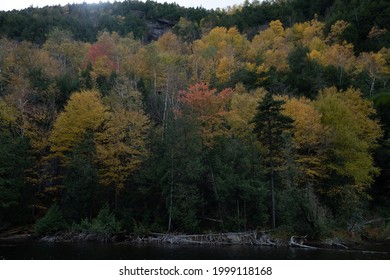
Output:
270 152 276 229
237 200 240 220
162 80 169 140
153 67 157 96
210 167 223 227
339 67 344 84
244 199 247 231
268 118 276 229
167 183 173 232
114 188 119 211
369 76 376 95
168 147 174 232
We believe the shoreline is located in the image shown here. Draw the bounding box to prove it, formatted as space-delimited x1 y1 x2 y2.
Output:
1 230 389 255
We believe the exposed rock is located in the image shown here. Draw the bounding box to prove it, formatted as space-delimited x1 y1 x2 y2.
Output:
147 19 174 41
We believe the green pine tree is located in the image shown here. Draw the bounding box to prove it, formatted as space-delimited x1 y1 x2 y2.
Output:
252 92 294 228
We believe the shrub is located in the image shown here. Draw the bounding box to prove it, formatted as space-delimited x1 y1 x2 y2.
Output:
90 204 121 234
70 218 91 232
70 204 121 235
34 204 66 234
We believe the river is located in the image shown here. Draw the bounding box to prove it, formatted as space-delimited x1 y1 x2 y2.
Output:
1 241 390 260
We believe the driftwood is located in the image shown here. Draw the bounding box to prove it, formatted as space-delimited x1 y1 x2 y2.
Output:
289 235 318 249
129 231 277 246
0 234 32 242
0 226 34 241
325 239 349 250
0 226 32 238
204 217 223 224
363 217 390 225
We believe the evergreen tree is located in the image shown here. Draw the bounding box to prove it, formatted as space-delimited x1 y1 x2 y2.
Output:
252 92 294 228
63 131 100 220
0 131 31 224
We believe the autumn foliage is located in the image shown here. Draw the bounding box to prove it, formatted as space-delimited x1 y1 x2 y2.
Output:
179 83 233 146
0 8 389 235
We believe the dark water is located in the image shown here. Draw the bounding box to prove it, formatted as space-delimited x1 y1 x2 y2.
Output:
1 241 390 260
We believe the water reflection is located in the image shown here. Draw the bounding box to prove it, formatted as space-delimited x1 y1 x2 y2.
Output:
1 242 389 260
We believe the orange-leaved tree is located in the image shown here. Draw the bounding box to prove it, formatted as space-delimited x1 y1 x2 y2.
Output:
179 83 233 147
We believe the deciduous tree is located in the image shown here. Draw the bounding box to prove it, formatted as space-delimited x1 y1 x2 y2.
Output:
179 83 233 147
49 90 108 159
315 87 382 195
95 108 150 208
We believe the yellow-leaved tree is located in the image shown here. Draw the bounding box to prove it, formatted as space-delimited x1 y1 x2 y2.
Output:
250 20 292 75
48 90 107 203
282 97 328 183
98 82 150 207
95 108 150 206
315 87 382 195
191 27 249 84
49 90 108 159
226 86 266 139
50 88 150 208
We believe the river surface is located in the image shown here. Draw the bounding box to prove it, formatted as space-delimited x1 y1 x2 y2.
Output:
1 241 390 260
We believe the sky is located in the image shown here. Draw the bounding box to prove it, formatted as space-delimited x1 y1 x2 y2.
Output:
0 0 247 11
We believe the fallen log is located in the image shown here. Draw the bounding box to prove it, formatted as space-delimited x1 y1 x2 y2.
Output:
328 241 349 250
289 235 318 249
363 217 390 225
0 234 33 242
130 231 277 246
204 217 223 224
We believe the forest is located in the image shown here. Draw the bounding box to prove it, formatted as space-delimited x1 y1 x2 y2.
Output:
0 0 389 241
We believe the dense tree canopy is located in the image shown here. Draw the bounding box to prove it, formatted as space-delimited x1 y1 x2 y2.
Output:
0 0 389 238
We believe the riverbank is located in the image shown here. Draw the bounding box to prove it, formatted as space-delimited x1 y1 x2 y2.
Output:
1 233 390 260
1 227 389 254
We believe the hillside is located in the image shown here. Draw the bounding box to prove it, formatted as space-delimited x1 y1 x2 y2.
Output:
0 0 389 239
0 0 389 51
